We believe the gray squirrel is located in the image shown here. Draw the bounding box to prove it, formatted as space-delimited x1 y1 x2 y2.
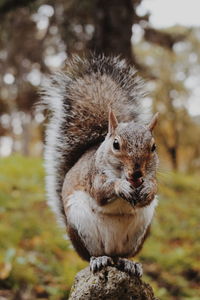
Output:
40 55 159 276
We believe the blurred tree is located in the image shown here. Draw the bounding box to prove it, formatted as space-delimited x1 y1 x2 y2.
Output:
52 0 184 68
89 0 134 60
52 0 147 65
0 0 199 172
134 27 200 170
0 0 37 14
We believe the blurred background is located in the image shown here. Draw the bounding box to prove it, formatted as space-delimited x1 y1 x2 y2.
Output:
0 0 200 299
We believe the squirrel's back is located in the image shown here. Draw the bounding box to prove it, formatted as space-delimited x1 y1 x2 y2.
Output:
40 55 145 224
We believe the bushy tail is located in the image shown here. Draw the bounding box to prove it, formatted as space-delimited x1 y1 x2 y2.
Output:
40 54 145 225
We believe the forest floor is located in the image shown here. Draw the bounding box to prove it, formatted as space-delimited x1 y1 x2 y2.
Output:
0 155 200 300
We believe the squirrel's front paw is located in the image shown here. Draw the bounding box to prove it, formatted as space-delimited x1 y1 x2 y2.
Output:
137 182 156 206
115 179 135 203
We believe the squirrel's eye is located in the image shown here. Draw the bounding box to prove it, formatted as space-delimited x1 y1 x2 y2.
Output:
113 139 120 150
151 143 156 152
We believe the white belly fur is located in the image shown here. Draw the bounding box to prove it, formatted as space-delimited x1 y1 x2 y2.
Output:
66 191 158 257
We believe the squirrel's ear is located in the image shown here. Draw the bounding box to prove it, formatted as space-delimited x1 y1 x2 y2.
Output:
108 108 118 135
148 112 159 132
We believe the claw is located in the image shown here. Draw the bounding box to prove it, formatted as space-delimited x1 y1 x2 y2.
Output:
90 256 114 273
117 258 143 277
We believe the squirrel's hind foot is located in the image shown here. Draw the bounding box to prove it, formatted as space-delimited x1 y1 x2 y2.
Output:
117 258 143 277
90 256 114 273
90 256 142 277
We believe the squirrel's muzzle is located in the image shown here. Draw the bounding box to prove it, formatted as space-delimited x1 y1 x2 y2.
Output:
127 170 144 188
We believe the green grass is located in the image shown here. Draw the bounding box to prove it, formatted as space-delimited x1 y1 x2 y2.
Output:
0 155 200 299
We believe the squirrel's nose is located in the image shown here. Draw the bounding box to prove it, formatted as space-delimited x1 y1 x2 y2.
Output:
132 170 143 180
128 170 143 180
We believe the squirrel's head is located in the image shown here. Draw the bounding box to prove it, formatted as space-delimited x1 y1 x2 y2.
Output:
104 109 159 187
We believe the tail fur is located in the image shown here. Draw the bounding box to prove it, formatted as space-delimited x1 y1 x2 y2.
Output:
40 54 145 225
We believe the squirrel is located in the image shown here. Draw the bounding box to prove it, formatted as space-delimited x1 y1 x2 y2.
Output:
40 55 159 276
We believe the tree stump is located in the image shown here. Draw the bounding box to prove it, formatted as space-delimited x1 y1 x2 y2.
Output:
69 266 158 300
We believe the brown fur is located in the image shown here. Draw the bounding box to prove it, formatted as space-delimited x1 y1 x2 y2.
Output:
67 225 91 262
